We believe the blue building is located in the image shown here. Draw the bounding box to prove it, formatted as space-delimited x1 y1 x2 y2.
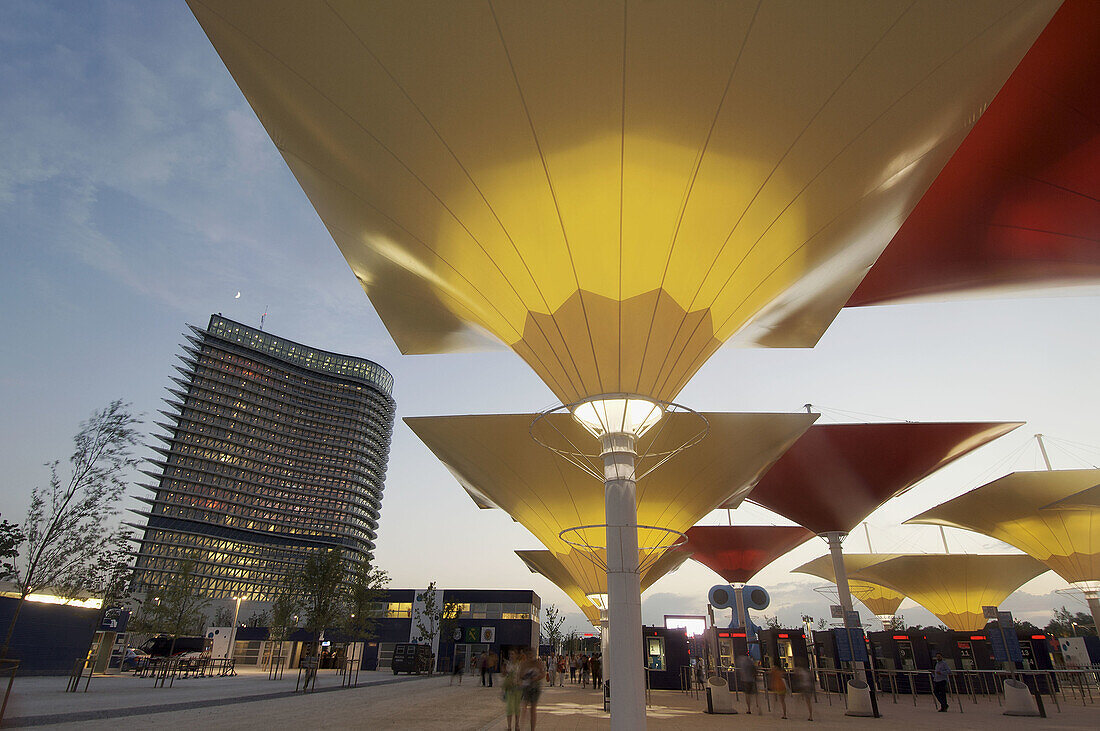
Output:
364 588 540 673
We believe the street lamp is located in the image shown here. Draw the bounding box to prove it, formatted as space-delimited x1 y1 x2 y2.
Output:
228 596 242 660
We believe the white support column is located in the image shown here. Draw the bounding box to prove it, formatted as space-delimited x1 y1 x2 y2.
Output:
600 608 610 674
1087 593 1100 639
825 531 877 717
602 431 646 730
824 532 854 615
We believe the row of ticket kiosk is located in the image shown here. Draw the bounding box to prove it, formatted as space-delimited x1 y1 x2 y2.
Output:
707 625 1076 695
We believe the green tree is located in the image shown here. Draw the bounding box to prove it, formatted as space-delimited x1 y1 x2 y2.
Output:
344 565 389 641
543 604 565 652
266 586 299 670
1012 618 1042 635
3 401 141 657
131 559 211 655
89 528 136 610
269 587 299 643
213 606 235 627
564 629 579 654
246 611 270 628
413 581 460 675
0 519 24 582
298 548 345 641
1046 606 1096 637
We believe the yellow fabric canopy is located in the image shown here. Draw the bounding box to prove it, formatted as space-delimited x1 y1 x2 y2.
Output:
847 554 1048 631
517 548 689 626
408 411 813 593
188 0 1057 402
793 553 906 618
517 550 601 626
1043 484 1100 511
907 469 1100 586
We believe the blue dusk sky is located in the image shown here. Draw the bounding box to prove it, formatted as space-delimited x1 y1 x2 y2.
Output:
2 2 1098 632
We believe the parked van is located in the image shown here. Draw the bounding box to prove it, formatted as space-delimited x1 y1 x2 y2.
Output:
141 635 207 657
392 643 432 675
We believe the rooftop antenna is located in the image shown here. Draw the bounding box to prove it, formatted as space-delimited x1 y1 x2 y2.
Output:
260 306 268 331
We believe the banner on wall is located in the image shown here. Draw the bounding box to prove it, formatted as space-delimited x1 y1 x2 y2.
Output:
481 627 496 644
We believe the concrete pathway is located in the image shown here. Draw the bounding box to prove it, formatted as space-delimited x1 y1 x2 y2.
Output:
3 667 432 727
7 672 1099 729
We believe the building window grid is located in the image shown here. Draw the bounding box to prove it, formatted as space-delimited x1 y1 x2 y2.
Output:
167 396 392 458
152 457 385 506
204 316 393 394
178 347 396 419
142 469 382 519
131 316 393 601
163 414 387 469
174 374 392 441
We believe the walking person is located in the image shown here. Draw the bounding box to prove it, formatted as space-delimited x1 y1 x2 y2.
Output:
556 653 566 686
450 652 464 685
791 658 814 721
592 653 602 689
479 652 490 686
932 652 951 712
769 664 788 719
581 654 590 688
570 654 578 684
736 654 762 714
503 650 522 731
518 648 545 730
487 651 498 687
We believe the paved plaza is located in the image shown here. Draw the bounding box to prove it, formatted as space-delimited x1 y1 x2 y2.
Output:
5 669 1098 729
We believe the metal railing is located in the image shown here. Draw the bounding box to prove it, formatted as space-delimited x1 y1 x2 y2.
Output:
65 656 92 693
679 665 701 699
862 667 1099 713
0 659 18 726
296 655 319 693
700 662 1099 716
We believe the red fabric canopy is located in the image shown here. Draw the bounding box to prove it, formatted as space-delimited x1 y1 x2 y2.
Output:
736 422 1020 535
848 0 1100 306
684 525 815 584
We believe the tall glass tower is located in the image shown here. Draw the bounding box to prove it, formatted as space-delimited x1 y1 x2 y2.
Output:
130 315 395 600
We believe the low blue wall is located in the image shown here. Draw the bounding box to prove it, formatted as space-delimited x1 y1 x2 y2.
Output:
0 595 99 675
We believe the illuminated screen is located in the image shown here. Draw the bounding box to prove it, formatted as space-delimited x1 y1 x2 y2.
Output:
664 615 706 636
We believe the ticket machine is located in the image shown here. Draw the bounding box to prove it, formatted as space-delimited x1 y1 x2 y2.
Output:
1019 633 1056 671
867 630 934 693
1018 632 1057 693
708 628 748 672
924 629 1001 694
756 628 810 670
643 626 690 689
811 630 853 692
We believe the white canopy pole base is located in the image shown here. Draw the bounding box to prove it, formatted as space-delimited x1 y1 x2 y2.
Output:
603 431 646 730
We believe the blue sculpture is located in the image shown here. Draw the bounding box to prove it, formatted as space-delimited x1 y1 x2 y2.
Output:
709 584 771 660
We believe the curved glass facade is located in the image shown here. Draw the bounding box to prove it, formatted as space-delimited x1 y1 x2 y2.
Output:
131 315 395 601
